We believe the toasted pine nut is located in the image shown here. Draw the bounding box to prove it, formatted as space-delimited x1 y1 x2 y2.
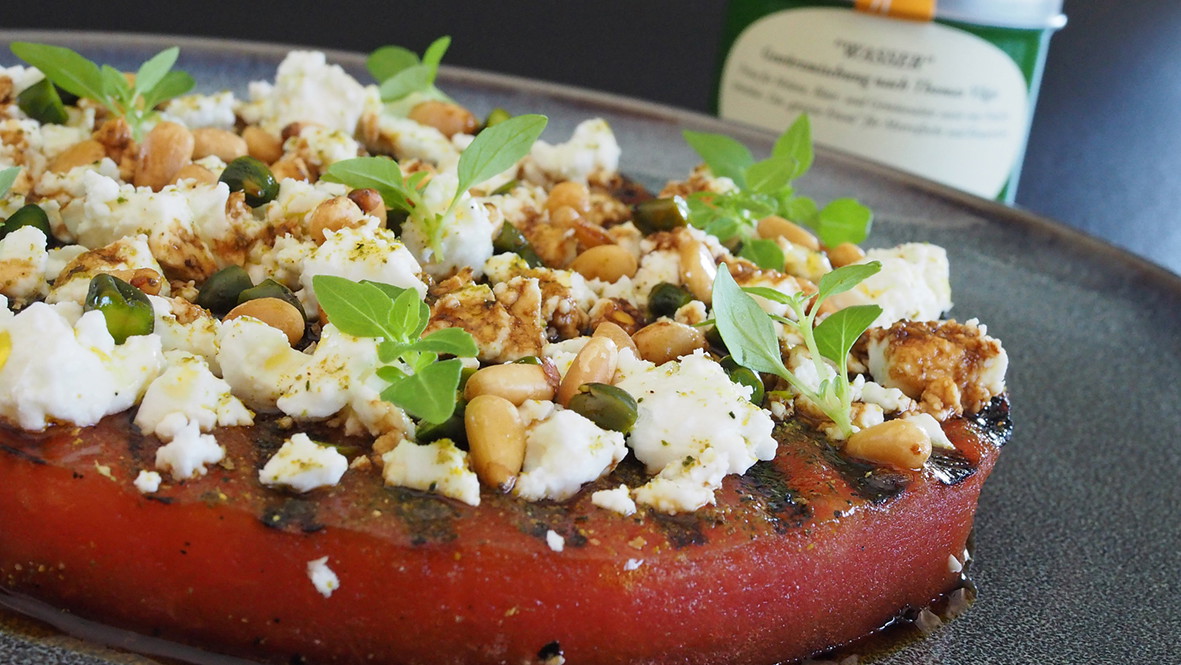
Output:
464 363 556 405
758 215 820 252
281 122 311 142
465 394 527 491
550 205 582 228
572 218 614 249
844 419 932 470
224 297 305 346
632 320 706 365
348 188 388 226
557 336 618 406
171 163 217 186
569 245 638 283
134 121 194 191
191 128 248 162
308 196 365 244
592 321 638 359
545 181 591 216
269 156 310 182
107 268 165 296
49 139 106 174
678 236 717 305
242 126 283 164
408 100 479 138
827 242 867 268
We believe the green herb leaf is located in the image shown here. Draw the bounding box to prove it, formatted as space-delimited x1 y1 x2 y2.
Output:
779 195 819 227
366 45 419 82
406 327 480 357
139 69 195 109
771 114 813 180
683 130 753 188
388 286 429 341
10 42 106 103
361 280 410 302
814 304 882 366
454 114 547 200
815 262 881 304
100 65 132 105
738 237 786 271
379 64 433 102
815 198 873 247
711 265 789 376
322 157 420 212
0 167 19 198
133 47 179 97
740 285 800 306
311 275 394 339
382 358 464 423
745 155 796 195
421 36 451 74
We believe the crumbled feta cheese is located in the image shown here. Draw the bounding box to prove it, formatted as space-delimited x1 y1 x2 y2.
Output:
624 558 644 571
365 115 460 169
400 173 494 278
828 243 952 326
528 118 621 182
275 324 383 420
217 316 313 409
134 470 162 494
44 244 87 282
381 439 480 506
148 296 222 372
238 51 376 135
513 400 628 502
545 530 565 552
306 556 340 598
903 412 955 450
48 234 166 305
0 303 163 430
283 125 361 171
616 350 776 513
299 226 428 311
154 417 224 481
259 433 348 492
135 352 252 438
0 224 48 305
591 485 637 516
161 91 238 131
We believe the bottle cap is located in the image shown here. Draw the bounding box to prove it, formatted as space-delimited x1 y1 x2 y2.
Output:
935 0 1066 30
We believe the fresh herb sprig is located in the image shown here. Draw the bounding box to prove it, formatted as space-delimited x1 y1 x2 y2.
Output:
312 275 478 424
9 42 194 140
712 262 883 438
0 167 18 198
367 36 452 103
684 115 873 270
323 113 547 257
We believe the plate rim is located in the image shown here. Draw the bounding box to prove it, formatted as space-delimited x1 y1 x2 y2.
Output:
2 28 1179 293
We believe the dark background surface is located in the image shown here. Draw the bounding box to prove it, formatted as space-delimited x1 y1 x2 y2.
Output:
4 0 1181 275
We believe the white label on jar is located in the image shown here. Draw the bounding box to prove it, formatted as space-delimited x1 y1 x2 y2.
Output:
718 8 1029 199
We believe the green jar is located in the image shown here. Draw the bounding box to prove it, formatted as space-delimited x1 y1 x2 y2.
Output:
716 0 1066 202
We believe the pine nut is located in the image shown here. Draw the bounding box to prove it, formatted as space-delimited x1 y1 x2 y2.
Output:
224 297 305 346
191 128 248 162
550 205 582 228
269 156 310 182
348 188 388 226
557 336 618 406
134 121 194 191
631 320 706 365
107 268 165 296
48 139 106 174
758 215 820 251
171 163 217 186
572 218 614 249
592 321 638 359
569 245 638 283
678 236 717 305
844 419 932 470
308 196 365 244
465 394 526 491
408 100 479 138
464 363 556 405
827 242 867 268
242 126 283 164
545 181 591 216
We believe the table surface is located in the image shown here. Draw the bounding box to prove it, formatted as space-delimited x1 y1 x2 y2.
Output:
4 0 1180 278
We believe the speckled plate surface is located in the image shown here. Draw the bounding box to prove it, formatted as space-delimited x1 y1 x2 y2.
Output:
0 30 1178 665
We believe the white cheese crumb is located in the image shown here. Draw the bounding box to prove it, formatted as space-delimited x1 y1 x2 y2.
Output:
259 433 349 493
134 470 162 494
545 530 565 553
903 412 956 450
624 558 644 571
154 417 225 481
528 118 621 182
591 485 637 516
306 556 340 598
514 401 628 502
827 243 953 326
381 439 481 506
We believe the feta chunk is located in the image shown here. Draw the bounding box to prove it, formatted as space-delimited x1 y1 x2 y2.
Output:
381 439 480 506
513 400 628 502
135 352 252 439
238 51 375 135
133 470 163 494
154 417 224 481
259 433 349 492
161 91 238 131
545 530 565 553
400 173 494 278
828 243 953 327
591 485 637 516
528 118 621 182
299 226 428 311
0 224 49 305
306 556 340 598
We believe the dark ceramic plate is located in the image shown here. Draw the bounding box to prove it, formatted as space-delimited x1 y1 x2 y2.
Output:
0 30 1178 665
